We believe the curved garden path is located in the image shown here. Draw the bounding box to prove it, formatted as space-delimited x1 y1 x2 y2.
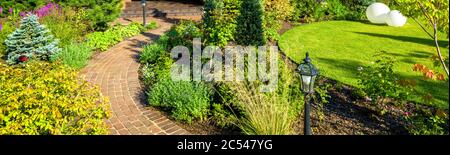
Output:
80 18 189 135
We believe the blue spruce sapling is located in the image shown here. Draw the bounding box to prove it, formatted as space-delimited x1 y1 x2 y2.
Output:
4 14 61 64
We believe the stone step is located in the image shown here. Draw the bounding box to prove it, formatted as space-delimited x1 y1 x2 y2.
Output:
121 1 203 18
121 12 203 18
123 8 202 13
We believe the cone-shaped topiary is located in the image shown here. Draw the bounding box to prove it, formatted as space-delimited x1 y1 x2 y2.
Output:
4 14 61 64
235 0 266 46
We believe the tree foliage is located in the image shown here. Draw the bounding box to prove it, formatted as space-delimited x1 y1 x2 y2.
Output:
395 0 449 77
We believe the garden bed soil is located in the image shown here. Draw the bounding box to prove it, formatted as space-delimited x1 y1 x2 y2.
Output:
294 77 450 135
293 78 409 135
278 21 293 35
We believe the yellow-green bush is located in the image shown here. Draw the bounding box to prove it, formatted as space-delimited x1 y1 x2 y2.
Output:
0 61 110 135
263 0 294 42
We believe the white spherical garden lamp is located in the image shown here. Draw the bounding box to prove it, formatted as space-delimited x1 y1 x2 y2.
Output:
366 3 390 24
385 10 407 27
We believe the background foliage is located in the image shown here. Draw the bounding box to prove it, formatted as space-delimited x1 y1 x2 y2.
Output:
57 0 123 31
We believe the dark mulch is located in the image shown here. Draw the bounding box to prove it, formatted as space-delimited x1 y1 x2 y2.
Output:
293 78 410 135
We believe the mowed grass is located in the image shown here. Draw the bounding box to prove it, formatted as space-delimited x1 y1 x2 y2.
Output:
279 20 449 109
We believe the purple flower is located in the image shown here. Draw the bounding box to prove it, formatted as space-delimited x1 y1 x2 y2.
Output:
0 7 3 15
34 3 59 17
19 11 26 17
9 7 12 15
0 23 3 31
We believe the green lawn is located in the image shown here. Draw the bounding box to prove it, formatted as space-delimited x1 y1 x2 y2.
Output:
279 20 449 109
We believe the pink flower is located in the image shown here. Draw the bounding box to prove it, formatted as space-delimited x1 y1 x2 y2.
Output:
403 112 410 117
0 7 3 15
9 7 12 15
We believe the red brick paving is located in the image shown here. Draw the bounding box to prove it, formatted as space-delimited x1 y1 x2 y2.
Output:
80 18 189 135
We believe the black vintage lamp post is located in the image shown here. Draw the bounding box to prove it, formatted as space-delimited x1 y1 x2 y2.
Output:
297 52 319 135
141 0 147 26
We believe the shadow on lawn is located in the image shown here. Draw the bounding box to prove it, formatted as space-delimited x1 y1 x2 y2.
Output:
315 57 363 80
352 32 449 48
381 50 432 64
399 74 450 108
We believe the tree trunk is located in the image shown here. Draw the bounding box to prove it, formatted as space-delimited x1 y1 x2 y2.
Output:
433 23 450 77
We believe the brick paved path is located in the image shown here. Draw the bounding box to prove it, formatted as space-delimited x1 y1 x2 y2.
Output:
80 18 189 135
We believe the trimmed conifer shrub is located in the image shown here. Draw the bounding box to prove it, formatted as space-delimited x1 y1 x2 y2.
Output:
235 0 266 46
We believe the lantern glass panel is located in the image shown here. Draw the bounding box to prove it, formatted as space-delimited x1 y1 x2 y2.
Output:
301 75 316 93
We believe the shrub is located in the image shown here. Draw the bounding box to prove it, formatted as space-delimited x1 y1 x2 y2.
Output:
148 77 212 123
4 14 61 65
210 103 237 128
318 0 350 20
155 34 170 50
263 0 293 41
140 43 166 64
291 0 370 22
59 0 123 31
166 21 202 50
41 7 90 47
203 0 241 47
144 21 158 31
0 61 110 135
85 22 152 51
291 0 320 22
357 53 411 105
403 109 449 135
58 42 93 69
140 35 170 87
235 0 266 46
141 55 173 87
340 0 373 20
85 31 118 51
